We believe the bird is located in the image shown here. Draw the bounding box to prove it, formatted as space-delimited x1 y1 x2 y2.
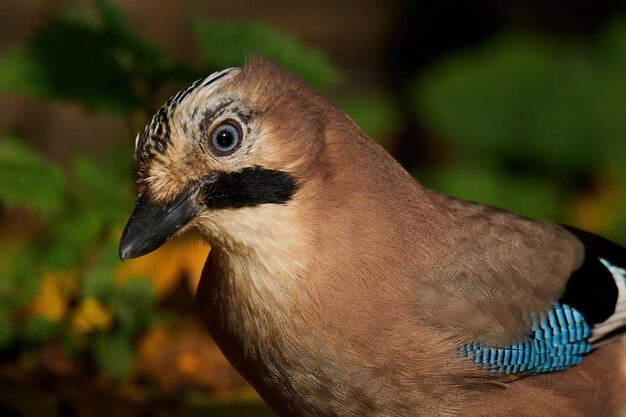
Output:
119 56 626 417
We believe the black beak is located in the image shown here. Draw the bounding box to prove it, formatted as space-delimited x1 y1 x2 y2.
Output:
119 188 199 260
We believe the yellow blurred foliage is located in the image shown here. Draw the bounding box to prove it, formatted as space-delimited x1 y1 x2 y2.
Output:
177 352 201 375
570 177 623 233
134 322 246 393
71 298 114 333
114 240 210 298
26 237 211 344
30 271 77 322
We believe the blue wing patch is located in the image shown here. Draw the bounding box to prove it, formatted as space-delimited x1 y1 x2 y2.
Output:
460 303 592 374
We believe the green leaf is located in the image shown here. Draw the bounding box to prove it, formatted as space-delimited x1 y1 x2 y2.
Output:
192 18 342 89
92 0 164 76
72 150 134 225
0 244 41 309
0 0 167 112
0 136 65 218
601 19 626 67
39 148 135 271
80 242 120 299
608 193 626 245
413 35 626 174
0 311 16 349
93 331 133 379
20 316 61 345
43 209 105 269
333 93 401 146
109 277 154 334
594 20 626 178
0 18 137 112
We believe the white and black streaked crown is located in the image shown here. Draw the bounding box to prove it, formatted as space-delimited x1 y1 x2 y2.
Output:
134 67 237 169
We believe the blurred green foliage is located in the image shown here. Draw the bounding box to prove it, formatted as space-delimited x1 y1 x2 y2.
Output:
333 93 402 146
0 137 65 217
414 20 626 239
192 19 342 89
416 32 626 174
0 0 155 112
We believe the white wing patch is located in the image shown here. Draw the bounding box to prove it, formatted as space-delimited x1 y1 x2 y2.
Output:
590 258 626 343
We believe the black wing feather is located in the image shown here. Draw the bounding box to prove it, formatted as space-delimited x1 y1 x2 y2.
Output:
560 226 626 329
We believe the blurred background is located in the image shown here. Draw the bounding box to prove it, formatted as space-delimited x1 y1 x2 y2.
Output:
1 0 626 416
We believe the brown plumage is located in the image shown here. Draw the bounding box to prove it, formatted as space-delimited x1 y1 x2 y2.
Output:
119 56 626 416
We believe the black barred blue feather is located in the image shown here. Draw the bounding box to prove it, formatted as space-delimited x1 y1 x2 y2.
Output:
460 303 592 374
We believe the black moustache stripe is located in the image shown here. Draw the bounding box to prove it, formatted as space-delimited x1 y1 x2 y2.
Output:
201 167 298 209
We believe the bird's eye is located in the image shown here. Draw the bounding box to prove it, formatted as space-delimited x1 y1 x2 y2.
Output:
210 121 241 155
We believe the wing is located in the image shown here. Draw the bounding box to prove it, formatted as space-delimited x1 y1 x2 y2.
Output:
419 197 626 376
458 223 626 375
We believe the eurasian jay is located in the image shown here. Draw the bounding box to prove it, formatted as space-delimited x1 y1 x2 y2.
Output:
119 56 626 417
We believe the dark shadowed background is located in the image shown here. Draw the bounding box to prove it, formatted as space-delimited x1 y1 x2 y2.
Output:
1 1 626 416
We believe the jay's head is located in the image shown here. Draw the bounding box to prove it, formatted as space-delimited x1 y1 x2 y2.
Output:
119 57 331 260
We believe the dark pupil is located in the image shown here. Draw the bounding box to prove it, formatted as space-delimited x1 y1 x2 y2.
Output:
216 130 234 148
